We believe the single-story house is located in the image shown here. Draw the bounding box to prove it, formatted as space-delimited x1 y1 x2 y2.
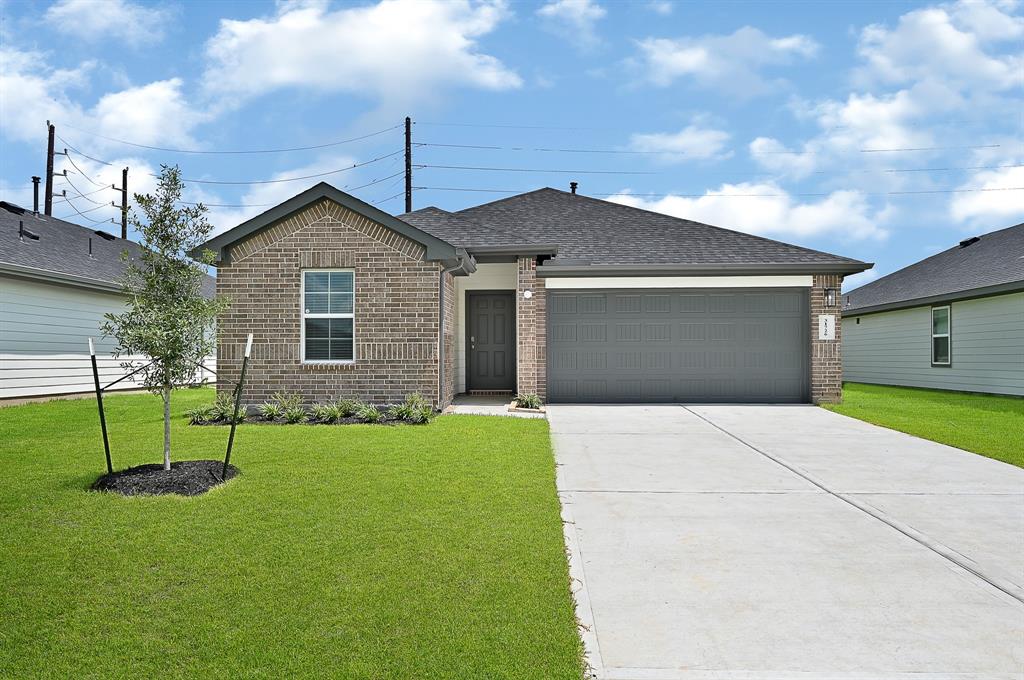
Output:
0 201 216 400
197 182 870 407
842 222 1024 396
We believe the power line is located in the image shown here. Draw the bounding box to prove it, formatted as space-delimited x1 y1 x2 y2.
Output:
56 181 112 203
61 174 111 205
55 123 402 155
176 169 409 209
413 185 1024 198
415 164 659 175
60 144 404 186
370 190 408 206
415 140 1005 157
180 149 404 185
59 197 116 223
411 141 675 155
62 151 110 187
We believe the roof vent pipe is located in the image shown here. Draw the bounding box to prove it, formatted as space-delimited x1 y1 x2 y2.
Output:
31 176 41 214
18 220 39 242
569 181 578 195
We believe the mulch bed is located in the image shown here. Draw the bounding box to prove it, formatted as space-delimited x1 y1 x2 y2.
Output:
193 416 404 426
91 460 239 497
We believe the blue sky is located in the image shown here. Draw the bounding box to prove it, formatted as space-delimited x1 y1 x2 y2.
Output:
1 0 1021 289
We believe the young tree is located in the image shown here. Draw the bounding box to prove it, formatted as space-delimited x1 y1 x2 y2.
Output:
102 166 226 471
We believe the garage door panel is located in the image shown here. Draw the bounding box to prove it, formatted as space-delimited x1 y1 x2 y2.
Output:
547 289 808 403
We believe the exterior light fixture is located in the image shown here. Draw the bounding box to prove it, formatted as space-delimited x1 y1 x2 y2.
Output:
825 288 837 307
523 290 534 299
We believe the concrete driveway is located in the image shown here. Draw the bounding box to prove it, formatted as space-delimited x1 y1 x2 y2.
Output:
550 404 1024 679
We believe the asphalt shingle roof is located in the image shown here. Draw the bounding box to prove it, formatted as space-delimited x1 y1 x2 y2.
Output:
398 206 531 248
843 222 1024 312
0 202 215 297
405 188 867 268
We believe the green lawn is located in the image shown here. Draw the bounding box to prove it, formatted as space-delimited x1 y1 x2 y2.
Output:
0 389 583 679
824 383 1024 468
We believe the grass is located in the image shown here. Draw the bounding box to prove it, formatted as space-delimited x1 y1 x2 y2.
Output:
0 388 583 678
823 382 1024 468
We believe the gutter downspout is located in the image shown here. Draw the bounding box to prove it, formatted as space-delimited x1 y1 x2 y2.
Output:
438 249 472 409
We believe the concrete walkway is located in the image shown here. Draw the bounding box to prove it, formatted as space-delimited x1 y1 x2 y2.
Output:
550 404 1024 679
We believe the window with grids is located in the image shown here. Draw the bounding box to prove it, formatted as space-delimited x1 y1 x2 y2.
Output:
931 305 951 366
302 270 354 362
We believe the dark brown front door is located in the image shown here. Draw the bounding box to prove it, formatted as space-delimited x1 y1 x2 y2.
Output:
467 292 515 391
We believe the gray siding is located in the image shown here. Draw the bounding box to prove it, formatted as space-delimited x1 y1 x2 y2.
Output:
1 275 215 399
842 291 1024 396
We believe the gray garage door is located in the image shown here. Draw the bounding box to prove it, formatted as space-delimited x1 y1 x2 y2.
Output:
547 289 809 403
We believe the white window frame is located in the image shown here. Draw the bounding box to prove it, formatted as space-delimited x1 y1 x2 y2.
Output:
931 305 951 367
300 268 355 364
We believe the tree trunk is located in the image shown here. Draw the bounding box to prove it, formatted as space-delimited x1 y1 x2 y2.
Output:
162 384 171 471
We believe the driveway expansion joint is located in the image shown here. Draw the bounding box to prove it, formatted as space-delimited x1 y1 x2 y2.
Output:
680 405 1024 606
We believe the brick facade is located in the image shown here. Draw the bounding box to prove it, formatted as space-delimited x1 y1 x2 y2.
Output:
441 271 456 406
810 273 843 403
216 199 449 408
515 257 547 399
217 197 844 407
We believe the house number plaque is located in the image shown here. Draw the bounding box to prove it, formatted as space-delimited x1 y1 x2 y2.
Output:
818 314 836 340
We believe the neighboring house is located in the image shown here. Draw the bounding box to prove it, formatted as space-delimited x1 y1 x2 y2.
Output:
842 223 1024 396
197 182 869 407
0 201 216 400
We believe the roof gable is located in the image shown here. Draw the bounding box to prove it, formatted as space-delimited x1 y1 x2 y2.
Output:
843 222 1024 313
196 182 459 263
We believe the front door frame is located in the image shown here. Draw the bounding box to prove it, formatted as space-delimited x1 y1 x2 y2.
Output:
466 290 517 392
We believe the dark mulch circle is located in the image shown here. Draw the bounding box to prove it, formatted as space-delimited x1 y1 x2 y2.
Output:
91 460 239 497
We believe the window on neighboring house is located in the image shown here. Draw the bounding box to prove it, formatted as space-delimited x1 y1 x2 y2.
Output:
931 305 951 366
302 270 354 362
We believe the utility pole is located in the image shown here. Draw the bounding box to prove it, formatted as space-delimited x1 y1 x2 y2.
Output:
44 121 55 216
404 116 413 213
113 167 129 239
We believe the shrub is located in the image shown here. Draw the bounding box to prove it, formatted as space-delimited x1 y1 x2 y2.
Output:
211 392 246 423
336 398 360 417
310 402 344 424
272 391 303 411
389 393 436 424
354 402 384 424
257 401 284 422
282 406 308 424
514 393 543 410
185 404 216 425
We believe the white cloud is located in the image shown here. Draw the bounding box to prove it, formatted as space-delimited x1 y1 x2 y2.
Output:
203 0 520 110
749 86 938 179
646 1 674 15
950 164 1024 227
951 0 1024 40
0 47 204 149
629 122 730 160
608 183 888 241
50 154 160 228
201 155 362 235
856 1 1023 91
748 137 818 178
748 2 1022 183
633 26 819 95
44 0 171 47
537 0 606 50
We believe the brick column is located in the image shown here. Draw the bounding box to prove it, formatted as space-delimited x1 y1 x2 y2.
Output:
810 273 843 403
516 257 547 399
